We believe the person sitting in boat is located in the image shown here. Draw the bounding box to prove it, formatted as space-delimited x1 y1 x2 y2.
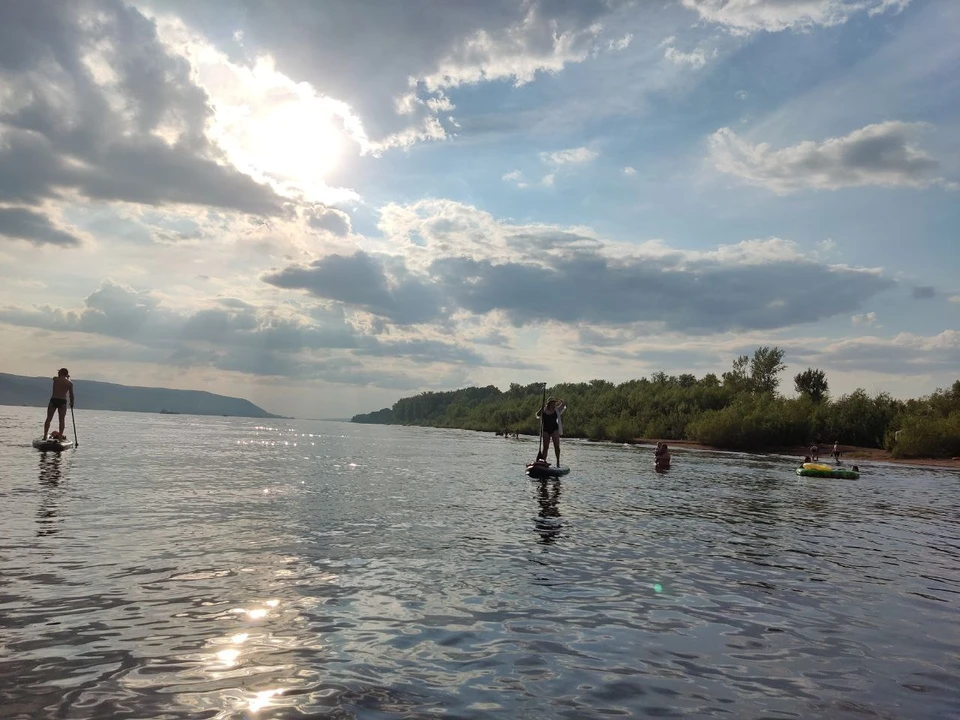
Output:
536 397 567 467
43 368 74 441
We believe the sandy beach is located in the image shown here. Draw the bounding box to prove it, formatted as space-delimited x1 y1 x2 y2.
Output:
632 439 960 470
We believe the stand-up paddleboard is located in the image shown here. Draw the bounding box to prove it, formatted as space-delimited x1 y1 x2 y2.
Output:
526 462 570 479
33 437 74 452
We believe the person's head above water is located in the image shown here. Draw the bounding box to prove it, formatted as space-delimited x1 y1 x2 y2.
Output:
58 368 69 378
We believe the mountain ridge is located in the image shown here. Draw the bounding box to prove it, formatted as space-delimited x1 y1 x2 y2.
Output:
0 372 283 418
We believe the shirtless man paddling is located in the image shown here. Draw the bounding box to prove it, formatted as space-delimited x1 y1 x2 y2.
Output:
43 368 75 441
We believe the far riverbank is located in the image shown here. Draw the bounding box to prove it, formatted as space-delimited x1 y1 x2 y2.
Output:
630 438 960 471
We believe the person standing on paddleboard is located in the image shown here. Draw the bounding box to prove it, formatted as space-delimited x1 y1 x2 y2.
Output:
43 368 75 441
536 397 567 467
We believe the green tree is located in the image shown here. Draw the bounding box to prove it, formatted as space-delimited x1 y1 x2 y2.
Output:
722 355 750 392
749 346 786 395
794 367 829 402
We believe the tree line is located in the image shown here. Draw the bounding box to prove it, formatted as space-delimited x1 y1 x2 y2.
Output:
351 347 960 459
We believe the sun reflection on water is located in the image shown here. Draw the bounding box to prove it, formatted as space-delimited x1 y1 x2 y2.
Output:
248 688 284 713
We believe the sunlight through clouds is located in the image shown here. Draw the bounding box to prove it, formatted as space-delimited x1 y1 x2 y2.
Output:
148 14 366 204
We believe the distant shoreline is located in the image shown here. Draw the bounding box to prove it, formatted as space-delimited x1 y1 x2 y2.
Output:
628 438 960 470
0 402 290 420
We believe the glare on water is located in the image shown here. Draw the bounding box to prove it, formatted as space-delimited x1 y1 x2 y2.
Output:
1 407 958 719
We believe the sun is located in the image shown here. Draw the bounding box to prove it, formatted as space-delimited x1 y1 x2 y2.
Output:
168 28 362 204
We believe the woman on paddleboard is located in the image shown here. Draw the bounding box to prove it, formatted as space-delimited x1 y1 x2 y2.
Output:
536 397 567 467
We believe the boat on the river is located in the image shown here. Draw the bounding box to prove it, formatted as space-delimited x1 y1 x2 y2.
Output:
796 462 859 479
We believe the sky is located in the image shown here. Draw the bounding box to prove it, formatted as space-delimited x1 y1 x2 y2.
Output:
1 0 958 418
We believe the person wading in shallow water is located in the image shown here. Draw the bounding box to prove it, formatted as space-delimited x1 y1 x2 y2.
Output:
43 368 75 441
536 397 567 467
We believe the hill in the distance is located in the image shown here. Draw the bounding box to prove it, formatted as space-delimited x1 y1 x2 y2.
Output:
0 373 283 418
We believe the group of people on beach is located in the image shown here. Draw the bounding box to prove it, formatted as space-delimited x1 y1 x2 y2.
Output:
808 441 842 464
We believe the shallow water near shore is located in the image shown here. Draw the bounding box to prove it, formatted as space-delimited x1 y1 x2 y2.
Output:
1 406 958 719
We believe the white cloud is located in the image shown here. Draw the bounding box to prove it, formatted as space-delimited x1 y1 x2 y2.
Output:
541 147 599 165
502 170 528 189
664 46 707 69
852 312 878 326
608 33 634 51
794 329 960 375
623 166 637 176
735 90 748 100
540 173 556 187
681 0 912 34
708 122 949 194
814 238 838 258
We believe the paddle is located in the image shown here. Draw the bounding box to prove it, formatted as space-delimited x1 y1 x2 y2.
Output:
534 383 546 464
70 405 79 448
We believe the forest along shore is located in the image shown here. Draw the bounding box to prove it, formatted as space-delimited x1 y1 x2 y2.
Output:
352 348 960 464
634 439 960 470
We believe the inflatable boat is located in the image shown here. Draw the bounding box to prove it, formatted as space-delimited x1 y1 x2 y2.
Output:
796 462 859 479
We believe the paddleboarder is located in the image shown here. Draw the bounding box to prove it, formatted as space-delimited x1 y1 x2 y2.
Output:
536 396 567 468
43 368 75 441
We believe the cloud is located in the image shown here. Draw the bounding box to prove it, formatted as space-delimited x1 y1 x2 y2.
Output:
0 2 283 216
268 200 895 335
306 206 352 236
262 251 446 325
608 33 634 51
792 329 960 375
158 0 631 148
622 166 637 176
0 207 82 247
541 147 599 165
681 0 912 34
949 295 960 304
664 46 707 69
708 122 949 194
0 279 480 387
911 286 936 300
852 312 878 326
502 170 528 188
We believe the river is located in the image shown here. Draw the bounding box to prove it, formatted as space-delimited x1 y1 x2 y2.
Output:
1 407 957 719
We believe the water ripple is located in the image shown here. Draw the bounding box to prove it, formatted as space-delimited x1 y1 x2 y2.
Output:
1 408 958 718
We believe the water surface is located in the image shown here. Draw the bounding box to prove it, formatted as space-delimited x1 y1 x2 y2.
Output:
1 407 958 719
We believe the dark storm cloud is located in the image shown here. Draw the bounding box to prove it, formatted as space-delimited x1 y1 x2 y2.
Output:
0 0 282 216
262 251 446 325
911 286 936 299
0 207 82 246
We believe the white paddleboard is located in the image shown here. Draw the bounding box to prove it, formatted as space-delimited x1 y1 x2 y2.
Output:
33 438 74 452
